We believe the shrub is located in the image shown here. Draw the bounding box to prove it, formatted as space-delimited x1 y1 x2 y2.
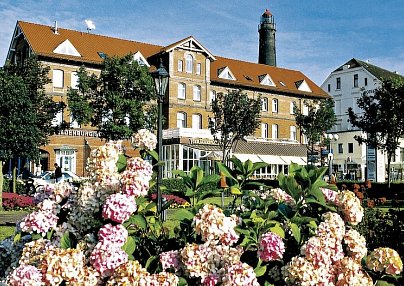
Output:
2 192 35 210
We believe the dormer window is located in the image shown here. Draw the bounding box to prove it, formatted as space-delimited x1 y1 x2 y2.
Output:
218 67 236 80
133 51 149 67
295 79 312 92
259 74 275 86
53 39 81 57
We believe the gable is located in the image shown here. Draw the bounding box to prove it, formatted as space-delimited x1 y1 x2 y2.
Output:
133 51 150 67
162 36 216 61
295 79 312 92
218 66 236 80
53 39 81 57
258 74 276 86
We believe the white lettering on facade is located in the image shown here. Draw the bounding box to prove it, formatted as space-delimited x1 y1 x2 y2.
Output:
59 130 100 137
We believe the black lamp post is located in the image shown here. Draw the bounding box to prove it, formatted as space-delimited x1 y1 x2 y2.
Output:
151 59 169 215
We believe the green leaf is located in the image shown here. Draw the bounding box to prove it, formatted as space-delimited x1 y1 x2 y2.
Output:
254 265 267 277
116 154 127 172
147 149 159 161
171 209 195 220
230 186 242 195
60 231 72 249
31 233 42 240
269 223 285 239
13 232 21 243
375 280 395 286
129 214 147 230
145 255 159 270
178 277 188 286
122 236 136 256
290 223 301 244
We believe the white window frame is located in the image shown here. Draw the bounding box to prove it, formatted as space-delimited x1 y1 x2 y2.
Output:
303 104 309 116
178 83 186 99
290 126 297 141
272 124 278 139
186 54 193 73
178 59 183 72
192 114 202 129
209 90 216 104
193 85 201 101
272 99 278 113
261 123 268 139
196 63 201 75
262 98 268 111
71 72 79 89
177 112 187 128
53 69 64 88
52 110 63 126
290 101 296 114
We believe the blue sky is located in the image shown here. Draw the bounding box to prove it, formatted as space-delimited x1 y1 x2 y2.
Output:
0 0 403 85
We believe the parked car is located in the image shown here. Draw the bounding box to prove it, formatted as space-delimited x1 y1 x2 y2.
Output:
32 171 82 187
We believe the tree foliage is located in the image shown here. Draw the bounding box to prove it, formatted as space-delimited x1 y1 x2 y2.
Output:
294 98 337 164
348 79 404 186
0 57 62 201
208 89 261 163
67 54 156 141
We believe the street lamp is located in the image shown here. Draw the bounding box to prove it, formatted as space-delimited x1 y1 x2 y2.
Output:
326 133 339 177
151 59 169 216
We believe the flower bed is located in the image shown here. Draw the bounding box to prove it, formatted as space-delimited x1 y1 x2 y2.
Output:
2 193 35 210
0 129 402 285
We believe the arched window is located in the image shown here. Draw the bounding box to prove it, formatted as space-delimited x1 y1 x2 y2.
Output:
192 114 202 129
262 98 268 111
290 126 297 141
261 123 268 139
271 124 278 139
178 83 186 99
193 85 201 101
272 98 278 113
177 112 187 128
186 54 193 73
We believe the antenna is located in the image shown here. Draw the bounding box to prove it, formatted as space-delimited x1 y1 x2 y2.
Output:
85 19 96 33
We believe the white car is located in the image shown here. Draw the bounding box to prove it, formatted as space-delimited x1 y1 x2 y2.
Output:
32 171 81 187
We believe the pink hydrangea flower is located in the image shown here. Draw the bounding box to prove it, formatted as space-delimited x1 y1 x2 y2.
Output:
222 262 259 286
160 250 181 271
7 265 43 286
132 129 157 151
201 273 220 286
20 210 58 235
90 243 129 277
102 193 137 223
258 232 285 262
98 223 128 247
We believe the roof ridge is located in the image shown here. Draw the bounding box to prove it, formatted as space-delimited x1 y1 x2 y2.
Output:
18 20 163 49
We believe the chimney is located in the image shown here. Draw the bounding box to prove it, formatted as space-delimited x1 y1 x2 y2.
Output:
53 21 59 35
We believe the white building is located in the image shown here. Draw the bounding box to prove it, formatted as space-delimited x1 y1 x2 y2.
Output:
321 58 404 182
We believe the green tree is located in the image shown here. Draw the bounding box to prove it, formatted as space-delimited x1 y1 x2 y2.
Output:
208 89 261 164
348 79 404 187
67 54 155 141
0 57 62 205
294 98 337 165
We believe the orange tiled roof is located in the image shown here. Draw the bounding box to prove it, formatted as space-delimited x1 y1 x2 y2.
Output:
17 21 327 98
18 21 162 65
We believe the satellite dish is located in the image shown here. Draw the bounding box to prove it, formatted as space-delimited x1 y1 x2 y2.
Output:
85 19 96 31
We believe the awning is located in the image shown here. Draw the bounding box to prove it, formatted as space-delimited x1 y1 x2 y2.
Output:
233 154 262 163
258 155 287 165
281 156 307 165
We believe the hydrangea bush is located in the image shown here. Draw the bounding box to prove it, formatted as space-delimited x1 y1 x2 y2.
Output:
0 128 402 285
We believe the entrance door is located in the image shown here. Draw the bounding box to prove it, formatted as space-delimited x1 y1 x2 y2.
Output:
55 148 76 173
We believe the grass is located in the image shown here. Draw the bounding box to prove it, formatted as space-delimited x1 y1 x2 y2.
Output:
0 226 16 241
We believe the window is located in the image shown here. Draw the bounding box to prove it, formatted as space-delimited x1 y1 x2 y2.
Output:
290 126 297 141
338 143 343 154
271 124 278 139
348 143 354 153
196 63 201 75
302 134 308 144
261 123 268 139
178 60 183 72
327 84 331 92
272 99 278 113
71 72 78 89
336 77 341 89
176 112 187 128
186 54 193 73
192 114 202 129
353 74 358 87
70 114 79 128
364 77 368 86
178 83 186 99
290 101 296 114
262 98 268 111
303 104 309 116
53 69 64 88
52 110 63 126
193 85 201 101
209 90 216 103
